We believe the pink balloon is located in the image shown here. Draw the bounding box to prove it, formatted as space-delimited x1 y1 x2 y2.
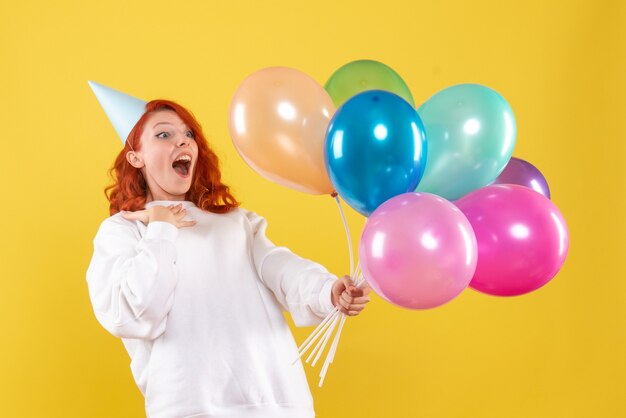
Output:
359 193 478 310
455 184 569 296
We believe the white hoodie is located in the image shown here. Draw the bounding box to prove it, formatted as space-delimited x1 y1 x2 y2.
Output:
86 200 337 418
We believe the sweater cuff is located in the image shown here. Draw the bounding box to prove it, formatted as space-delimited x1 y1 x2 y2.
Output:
318 277 336 314
145 221 179 241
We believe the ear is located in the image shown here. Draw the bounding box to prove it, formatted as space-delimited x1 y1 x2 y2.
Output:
126 151 144 168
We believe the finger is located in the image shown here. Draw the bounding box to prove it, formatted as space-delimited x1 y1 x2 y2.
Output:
347 303 367 311
334 298 348 313
350 296 371 304
338 298 351 311
342 291 371 304
359 284 372 295
340 275 354 287
334 281 347 295
339 276 354 289
332 279 347 298
339 299 367 312
348 287 364 297
174 208 187 218
340 292 354 305
179 221 197 229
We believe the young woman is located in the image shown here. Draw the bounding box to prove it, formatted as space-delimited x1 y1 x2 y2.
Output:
86 99 371 418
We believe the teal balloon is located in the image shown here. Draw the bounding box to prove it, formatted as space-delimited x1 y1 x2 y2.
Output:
416 84 516 200
325 90 427 217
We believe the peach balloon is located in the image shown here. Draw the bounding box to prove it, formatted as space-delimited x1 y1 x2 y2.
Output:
228 67 336 195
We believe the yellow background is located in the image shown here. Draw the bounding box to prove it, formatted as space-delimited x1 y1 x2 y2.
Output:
1 0 624 417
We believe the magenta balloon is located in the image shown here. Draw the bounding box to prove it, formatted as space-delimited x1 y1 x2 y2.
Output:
359 192 478 310
491 157 551 199
455 184 569 296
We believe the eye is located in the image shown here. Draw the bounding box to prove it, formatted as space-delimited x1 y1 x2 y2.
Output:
186 130 195 139
156 131 170 139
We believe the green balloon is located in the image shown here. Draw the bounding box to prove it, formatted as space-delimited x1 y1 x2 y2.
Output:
325 60 415 108
416 84 516 200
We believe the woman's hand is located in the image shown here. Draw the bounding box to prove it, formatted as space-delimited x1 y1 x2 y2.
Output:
121 203 197 228
331 275 372 316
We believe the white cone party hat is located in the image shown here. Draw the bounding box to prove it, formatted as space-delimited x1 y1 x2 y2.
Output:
88 80 147 144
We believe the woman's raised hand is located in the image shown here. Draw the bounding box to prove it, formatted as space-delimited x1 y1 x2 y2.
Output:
121 203 197 228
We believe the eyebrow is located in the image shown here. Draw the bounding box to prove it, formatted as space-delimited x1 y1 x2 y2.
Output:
152 122 190 130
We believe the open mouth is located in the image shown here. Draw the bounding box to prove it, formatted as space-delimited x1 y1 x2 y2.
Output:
172 159 192 178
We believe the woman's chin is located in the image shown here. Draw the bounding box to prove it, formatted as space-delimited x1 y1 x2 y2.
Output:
174 186 192 196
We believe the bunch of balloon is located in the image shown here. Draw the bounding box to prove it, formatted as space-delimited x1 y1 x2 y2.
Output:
228 62 570 387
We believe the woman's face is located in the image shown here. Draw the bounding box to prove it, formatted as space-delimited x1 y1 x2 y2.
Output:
127 109 198 201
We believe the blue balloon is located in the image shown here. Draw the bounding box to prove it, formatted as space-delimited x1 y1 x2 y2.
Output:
325 90 427 216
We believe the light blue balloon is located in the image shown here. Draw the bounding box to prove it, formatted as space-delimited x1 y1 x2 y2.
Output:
325 90 427 217
416 84 516 200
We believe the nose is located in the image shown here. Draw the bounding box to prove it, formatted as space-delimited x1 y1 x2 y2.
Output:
177 133 191 147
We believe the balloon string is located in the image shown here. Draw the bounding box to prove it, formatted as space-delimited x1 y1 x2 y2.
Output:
334 195 355 277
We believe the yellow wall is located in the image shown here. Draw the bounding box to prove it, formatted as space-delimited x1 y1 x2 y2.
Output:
1 0 624 416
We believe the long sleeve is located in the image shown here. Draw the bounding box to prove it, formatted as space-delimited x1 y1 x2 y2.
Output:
86 217 180 340
242 209 337 327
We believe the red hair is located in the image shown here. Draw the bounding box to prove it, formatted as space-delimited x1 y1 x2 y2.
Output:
104 99 241 215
